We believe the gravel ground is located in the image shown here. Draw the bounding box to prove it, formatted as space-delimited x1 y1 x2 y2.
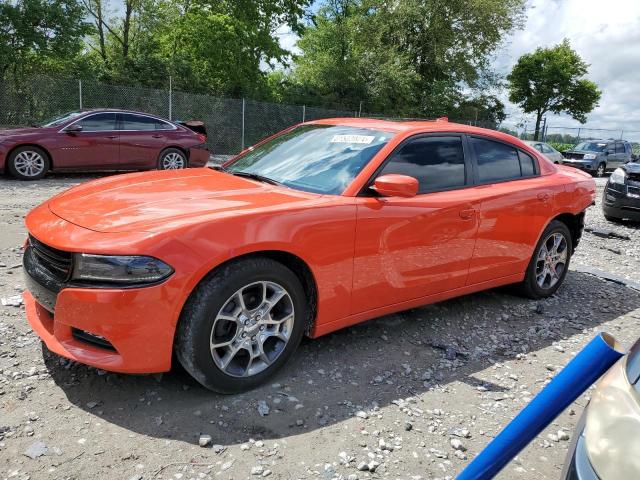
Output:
1 173 639 480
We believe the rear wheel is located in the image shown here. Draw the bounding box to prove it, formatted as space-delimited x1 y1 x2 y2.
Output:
175 257 307 393
7 146 49 180
158 148 187 170
517 220 572 299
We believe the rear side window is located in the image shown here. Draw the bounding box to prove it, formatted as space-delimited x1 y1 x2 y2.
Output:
470 137 522 182
379 136 466 194
615 142 625 153
77 113 117 131
519 151 536 176
121 114 168 131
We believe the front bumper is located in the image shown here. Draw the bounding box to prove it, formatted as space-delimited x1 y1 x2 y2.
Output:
23 278 177 373
561 159 598 171
22 218 187 373
561 412 599 480
603 184 640 221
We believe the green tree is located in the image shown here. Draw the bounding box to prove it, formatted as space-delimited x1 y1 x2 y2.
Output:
80 0 310 96
288 0 524 116
507 40 602 140
0 0 90 79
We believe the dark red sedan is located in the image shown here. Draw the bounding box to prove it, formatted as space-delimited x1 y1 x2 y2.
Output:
0 109 209 180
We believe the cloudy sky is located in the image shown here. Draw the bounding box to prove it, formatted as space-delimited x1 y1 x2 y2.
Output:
279 0 640 139
493 0 640 140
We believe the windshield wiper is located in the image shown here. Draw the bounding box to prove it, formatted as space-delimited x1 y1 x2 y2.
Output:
210 165 283 186
227 170 283 186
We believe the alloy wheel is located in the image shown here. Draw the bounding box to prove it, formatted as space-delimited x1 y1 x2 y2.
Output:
596 164 605 177
210 281 295 378
14 151 45 177
535 232 568 289
162 152 185 169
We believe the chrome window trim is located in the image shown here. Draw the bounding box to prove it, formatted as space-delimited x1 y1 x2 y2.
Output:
58 112 177 133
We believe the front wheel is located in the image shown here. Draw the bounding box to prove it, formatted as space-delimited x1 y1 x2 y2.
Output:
7 146 50 180
175 257 308 393
517 220 572 299
158 148 187 170
594 163 606 177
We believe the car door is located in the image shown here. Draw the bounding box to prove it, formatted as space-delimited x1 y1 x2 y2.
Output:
611 142 626 168
55 112 119 169
542 143 562 163
465 135 553 285
351 134 481 314
117 113 169 168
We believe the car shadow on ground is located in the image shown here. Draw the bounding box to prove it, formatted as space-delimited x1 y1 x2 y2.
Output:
42 270 640 446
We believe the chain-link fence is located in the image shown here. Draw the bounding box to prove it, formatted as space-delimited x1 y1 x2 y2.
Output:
0 75 512 155
0 76 365 155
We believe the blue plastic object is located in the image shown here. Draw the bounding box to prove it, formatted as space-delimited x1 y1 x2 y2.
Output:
457 332 625 480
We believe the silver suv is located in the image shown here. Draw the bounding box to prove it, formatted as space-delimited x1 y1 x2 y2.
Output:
562 139 633 177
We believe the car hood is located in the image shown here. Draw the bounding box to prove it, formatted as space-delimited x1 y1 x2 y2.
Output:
0 127 52 138
622 162 640 174
48 169 323 233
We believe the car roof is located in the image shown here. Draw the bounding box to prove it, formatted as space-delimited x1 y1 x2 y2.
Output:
80 108 169 118
306 117 520 141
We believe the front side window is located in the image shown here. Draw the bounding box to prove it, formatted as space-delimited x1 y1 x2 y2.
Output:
615 142 625 153
378 136 466 194
470 137 522 183
227 125 394 194
77 113 117 131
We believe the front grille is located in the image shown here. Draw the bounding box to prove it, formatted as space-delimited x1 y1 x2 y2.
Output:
628 185 640 197
563 153 585 160
28 235 72 282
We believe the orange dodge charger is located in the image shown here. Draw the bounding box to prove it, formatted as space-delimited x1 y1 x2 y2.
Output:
23 118 596 392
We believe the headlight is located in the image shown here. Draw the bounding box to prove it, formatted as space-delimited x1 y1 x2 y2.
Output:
609 168 627 185
583 154 597 160
72 254 173 285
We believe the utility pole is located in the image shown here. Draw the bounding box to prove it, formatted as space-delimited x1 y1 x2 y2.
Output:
78 80 83 110
168 76 172 121
358 101 363 118
540 116 547 142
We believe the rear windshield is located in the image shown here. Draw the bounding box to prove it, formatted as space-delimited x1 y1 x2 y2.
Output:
227 125 394 194
573 142 607 152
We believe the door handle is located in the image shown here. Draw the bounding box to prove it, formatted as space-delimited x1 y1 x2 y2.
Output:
459 208 476 220
537 192 550 201
152 134 163 138
106 135 118 139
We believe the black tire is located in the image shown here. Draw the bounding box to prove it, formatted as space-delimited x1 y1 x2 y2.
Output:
157 148 187 170
175 257 308 393
593 163 606 177
516 220 572 299
604 214 621 223
7 146 50 180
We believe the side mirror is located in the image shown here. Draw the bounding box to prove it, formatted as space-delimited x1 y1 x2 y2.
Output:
63 124 83 134
371 174 418 198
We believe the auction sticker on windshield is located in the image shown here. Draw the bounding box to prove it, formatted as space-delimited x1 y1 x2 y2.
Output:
330 134 375 144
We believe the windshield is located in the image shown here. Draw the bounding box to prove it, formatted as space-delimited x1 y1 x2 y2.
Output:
40 111 84 127
226 125 394 194
573 141 607 152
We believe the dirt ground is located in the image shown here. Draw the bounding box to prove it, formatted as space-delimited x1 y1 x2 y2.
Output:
1 173 639 480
